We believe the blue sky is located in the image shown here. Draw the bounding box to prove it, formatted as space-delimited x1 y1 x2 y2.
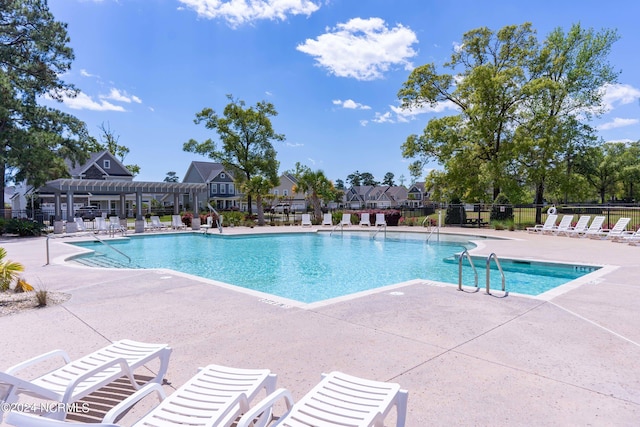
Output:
46 0 640 185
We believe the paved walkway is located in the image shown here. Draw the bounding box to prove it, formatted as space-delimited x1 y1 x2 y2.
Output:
1 226 639 426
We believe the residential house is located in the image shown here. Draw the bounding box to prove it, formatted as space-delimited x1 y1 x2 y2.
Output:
407 182 428 207
182 161 242 211
343 185 409 209
269 173 307 212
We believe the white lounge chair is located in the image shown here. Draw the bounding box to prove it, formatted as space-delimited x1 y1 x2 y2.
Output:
109 216 127 234
612 227 640 243
171 215 186 230
95 217 109 234
359 212 371 226
0 340 171 421
568 215 605 238
301 213 312 227
375 213 387 227
557 215 590 237
526 214 558 233
149 216 166 231
236 371 408 427
340 213 351 227
322 213 333 226
5 365 276 427
546 214 573 235
590 217 631 240
74 217 87 232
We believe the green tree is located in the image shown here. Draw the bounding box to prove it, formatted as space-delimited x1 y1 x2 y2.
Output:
618 141 640 202
408 161 422 185
382 172 395 186
346 171 362 187
360 172 377 186
242 175 278 226
291 163 335 221
513 24 619 220
1 0 96 207
164 171 179 182
97 122 140 176
574 143 620 203
334 178 345 190
183 95 283 214
399 24 537 202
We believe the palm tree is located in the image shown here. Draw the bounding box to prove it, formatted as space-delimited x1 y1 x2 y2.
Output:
0 247 24 292
242 175 279 226
293 166 335 221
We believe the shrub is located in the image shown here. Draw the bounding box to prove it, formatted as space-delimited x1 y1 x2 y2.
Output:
180 212 193 227
3 219 45 236
35 288 48 307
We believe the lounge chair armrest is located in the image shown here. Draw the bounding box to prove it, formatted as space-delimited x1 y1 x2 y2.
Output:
5 350 71 375
0 372 58 402
61 357 135 403
102 382 166 423
235 388 294 427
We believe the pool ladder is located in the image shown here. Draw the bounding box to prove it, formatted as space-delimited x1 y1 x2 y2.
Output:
458 250 507 296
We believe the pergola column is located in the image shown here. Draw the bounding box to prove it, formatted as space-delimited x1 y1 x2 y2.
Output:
191 191 200 230
134 190 145 233
53 192 64 234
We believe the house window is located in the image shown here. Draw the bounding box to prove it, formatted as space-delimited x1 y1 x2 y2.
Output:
220 184 226 194
220 173 226 179
103 160 111 169
210 183 217 195
229 184 234 194
283 190 289 196
274 190 279 196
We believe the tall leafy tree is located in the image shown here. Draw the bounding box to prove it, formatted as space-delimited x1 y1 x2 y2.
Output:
574 143 620 203
398 23 538 202
183 95 283 214
291 162 335 220
382 172 395 186
1 0 96 207
360 172 378 186
514 24 619 220
346 171 362 187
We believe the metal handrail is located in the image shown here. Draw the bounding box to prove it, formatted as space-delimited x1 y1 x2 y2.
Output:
330 223 343 236
486 253 507 296
458 249 478 291
93 233 131 264
371 224 386 240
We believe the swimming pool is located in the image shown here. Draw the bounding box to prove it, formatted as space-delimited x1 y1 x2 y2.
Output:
69 232 600 303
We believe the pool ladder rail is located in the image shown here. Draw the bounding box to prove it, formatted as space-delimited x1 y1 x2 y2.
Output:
457 250 508 297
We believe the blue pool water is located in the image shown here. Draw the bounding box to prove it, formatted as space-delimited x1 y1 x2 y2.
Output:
70 232 598 303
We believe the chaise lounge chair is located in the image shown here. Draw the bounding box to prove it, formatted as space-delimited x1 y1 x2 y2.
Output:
375 213 387 227
301 214 312 227
340 213 351 227
0 340 171 421
322 213 333 226
236 371 408 427
546 214 573 235
526 214 558 233
556 215 590 237
5 364 276 427
74 217 88 233
567 215 605 238
171 215 186 230
359 212 371 226
590 217 631 240
94 217 110 234
149 216 166 231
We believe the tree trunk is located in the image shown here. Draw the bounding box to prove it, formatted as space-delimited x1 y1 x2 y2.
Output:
534 181 545 224
255 195 265 226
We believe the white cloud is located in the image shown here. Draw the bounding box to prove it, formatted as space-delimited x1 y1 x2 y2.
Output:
100 88 142 104
372 111 393 124
286 142 303 148
597 117 639 131
178 0 320 27
80 69 98 78
333 99 371 110
601 83 640 111
297 17 418 81
50 91 126 112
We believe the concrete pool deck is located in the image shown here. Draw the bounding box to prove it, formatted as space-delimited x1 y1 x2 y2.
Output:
1 226 639 425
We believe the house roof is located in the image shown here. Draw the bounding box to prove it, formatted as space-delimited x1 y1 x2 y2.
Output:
40 179 206 195
66 151 134 178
